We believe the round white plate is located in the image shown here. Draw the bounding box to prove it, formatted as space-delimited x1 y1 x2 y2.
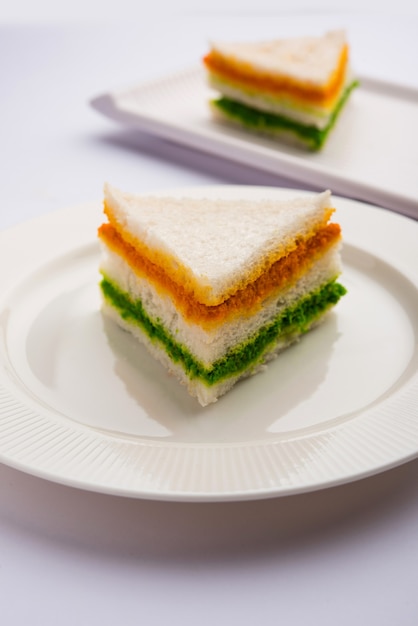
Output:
0 186 417 501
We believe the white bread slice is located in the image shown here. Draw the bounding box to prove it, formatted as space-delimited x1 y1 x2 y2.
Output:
103 184 334 306
209 30 347 87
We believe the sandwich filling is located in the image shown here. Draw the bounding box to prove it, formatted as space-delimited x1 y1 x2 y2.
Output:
203 41 348 108
100 274 345 385
210 81 358 150
98 217 341 327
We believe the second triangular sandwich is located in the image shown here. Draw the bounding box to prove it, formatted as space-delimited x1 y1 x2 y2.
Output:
203 30 358 150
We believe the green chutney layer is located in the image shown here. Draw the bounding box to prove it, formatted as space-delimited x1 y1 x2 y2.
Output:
100 275 346 387
212 80 359 150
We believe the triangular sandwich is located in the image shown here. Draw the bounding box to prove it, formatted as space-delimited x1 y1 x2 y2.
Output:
203 30 358 150
98 184 346 406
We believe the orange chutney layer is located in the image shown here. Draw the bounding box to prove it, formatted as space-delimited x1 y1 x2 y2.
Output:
98 222 341 327
203 44 348 108
103 202 335 306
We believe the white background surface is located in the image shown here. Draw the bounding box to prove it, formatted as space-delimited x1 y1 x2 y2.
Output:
1 2 418 625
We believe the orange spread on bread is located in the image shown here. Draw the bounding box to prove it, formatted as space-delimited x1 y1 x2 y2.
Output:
98 221 341 328
102 201 336 306
203 44 348 108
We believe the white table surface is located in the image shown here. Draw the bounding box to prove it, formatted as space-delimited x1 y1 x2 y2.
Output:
1 6 417 625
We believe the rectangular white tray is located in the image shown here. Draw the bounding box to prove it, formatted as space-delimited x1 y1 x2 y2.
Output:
91 67 418 219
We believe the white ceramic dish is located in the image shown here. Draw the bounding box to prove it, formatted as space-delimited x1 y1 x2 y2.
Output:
0 186 417 501
91 68 418 219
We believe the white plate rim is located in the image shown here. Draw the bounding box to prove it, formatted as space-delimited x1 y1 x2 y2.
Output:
0 186 417 502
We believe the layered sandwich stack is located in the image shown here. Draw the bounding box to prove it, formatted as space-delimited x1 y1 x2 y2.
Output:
98 184 346 406
203 30 358 150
